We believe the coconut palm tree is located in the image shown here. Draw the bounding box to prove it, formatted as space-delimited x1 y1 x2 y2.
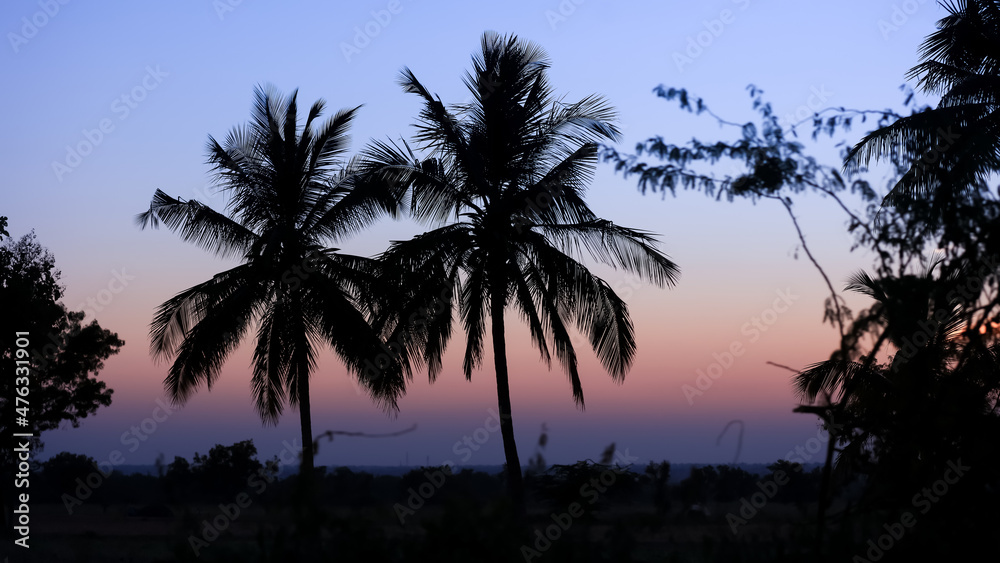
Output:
792 262 1000 557
137 85 406 478
846 0 1000 206
794 265 968 461
367 32 680 509
791 264 967 549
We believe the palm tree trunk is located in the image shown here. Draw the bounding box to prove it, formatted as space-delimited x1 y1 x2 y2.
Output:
299 371 314 478
491 292 524 513
294 366 321 554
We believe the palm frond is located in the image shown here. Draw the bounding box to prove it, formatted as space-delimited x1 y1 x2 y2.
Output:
460 257 489 380
149 263 263 361
793 359 888 404
251 304 290 424
161 267 265 405
537 220 680 288
136 189 258 260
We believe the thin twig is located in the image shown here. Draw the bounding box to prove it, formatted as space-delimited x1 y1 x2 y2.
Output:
766 361 801 374
715 419 744 465
763 193 848 342
312 424 418 455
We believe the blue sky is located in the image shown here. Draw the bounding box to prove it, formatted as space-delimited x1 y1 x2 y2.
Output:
2 0 946 468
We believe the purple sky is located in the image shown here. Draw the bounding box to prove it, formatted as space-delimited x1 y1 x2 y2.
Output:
2 0 944 468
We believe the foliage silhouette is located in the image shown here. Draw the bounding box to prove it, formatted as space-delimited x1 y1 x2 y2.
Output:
0 232 121 459
40 452 99 498
137 85 408 479
846 0 1000 207
365 31 679 512
794 266 1000 511
602 43 1000 558
0 230 121 536
189 439 276 500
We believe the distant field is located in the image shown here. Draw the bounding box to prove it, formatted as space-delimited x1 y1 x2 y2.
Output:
25 497 827 563
108 462 823 482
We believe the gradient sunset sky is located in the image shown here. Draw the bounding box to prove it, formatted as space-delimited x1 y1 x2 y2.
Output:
3 0 943 469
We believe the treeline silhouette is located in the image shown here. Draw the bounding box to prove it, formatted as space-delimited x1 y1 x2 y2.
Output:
32 439 841 562
35 443 827 510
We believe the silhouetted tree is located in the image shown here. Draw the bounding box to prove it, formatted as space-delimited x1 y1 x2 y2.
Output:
795 266 998 499
191 439 273 499
643 461 671 515
136 85 407 480
713 464 757 502
0 230 121 535
367 31 679 511
163 455 193 501
847 0 1000 207
0 232 121 457
40 452 99 500
678 465 718 506
765 460 820 505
